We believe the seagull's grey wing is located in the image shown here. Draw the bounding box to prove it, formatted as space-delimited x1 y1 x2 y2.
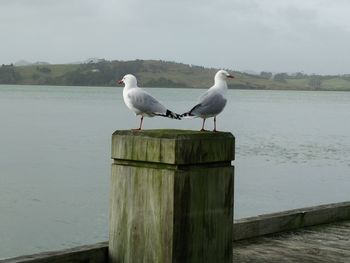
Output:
198 89 212 103
190 91 227 116
128 89 166 115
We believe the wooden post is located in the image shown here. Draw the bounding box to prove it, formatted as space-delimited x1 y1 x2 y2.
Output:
109 130 235 263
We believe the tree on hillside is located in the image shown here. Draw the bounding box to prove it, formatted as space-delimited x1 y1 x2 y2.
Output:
341 74 350 81
56 60 145 86
294 72 307 79
308 75 322 90
37 67 51 74
0 65 21 83
273 73 288 82
260 71 273 79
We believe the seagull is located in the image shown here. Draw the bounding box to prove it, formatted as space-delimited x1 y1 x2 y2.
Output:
118 74 181 130
181 70 234 132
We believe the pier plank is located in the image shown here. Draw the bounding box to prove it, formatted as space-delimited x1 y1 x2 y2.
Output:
233 220 350 263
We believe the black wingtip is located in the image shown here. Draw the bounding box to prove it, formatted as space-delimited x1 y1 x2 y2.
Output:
180 103 201 118
166 109 181 120
180 112 193 118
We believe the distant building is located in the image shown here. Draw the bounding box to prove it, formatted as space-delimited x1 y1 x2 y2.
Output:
85 58 105 64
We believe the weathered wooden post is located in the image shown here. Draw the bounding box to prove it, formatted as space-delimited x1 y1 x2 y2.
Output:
109 130 234 263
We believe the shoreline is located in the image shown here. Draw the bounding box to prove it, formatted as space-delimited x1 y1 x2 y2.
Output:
1 83 349 92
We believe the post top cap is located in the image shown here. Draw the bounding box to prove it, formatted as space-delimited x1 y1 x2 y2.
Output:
112 129 235 165
113 129 234 139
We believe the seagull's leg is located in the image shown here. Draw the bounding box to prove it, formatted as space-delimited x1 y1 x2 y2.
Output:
139 116 144 130
213 116 218 132
200 118 207 131
133 116 143 131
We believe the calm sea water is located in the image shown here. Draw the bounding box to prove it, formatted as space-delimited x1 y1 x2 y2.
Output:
0 85 350 258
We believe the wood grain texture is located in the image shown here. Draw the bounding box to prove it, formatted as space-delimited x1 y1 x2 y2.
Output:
0 242 108 263
109 165 234 263
233 220 350 263
109 165 175 263
172 167 234 263
233 201 350 241
109 130 235 263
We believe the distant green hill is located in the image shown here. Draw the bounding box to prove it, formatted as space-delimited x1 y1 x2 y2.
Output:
1 60 350 91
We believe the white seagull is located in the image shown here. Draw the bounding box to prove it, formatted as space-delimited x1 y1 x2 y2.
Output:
181 70 234 132
118 74 181 130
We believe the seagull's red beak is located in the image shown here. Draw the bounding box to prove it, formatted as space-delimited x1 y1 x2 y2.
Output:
117 79 124 85
227 75 235 79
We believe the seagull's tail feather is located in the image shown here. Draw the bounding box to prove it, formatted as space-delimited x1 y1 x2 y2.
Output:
180 103 201 119
180 112 196 119
155 110 182 120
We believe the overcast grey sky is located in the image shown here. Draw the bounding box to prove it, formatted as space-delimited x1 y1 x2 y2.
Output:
1 0 350 74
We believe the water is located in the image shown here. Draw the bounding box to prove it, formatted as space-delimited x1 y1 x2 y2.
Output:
0 85 349 258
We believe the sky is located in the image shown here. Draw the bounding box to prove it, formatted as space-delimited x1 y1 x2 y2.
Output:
1 0 350 75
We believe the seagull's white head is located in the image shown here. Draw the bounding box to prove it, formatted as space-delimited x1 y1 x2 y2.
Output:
215 70 235 82
117 74 138 87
